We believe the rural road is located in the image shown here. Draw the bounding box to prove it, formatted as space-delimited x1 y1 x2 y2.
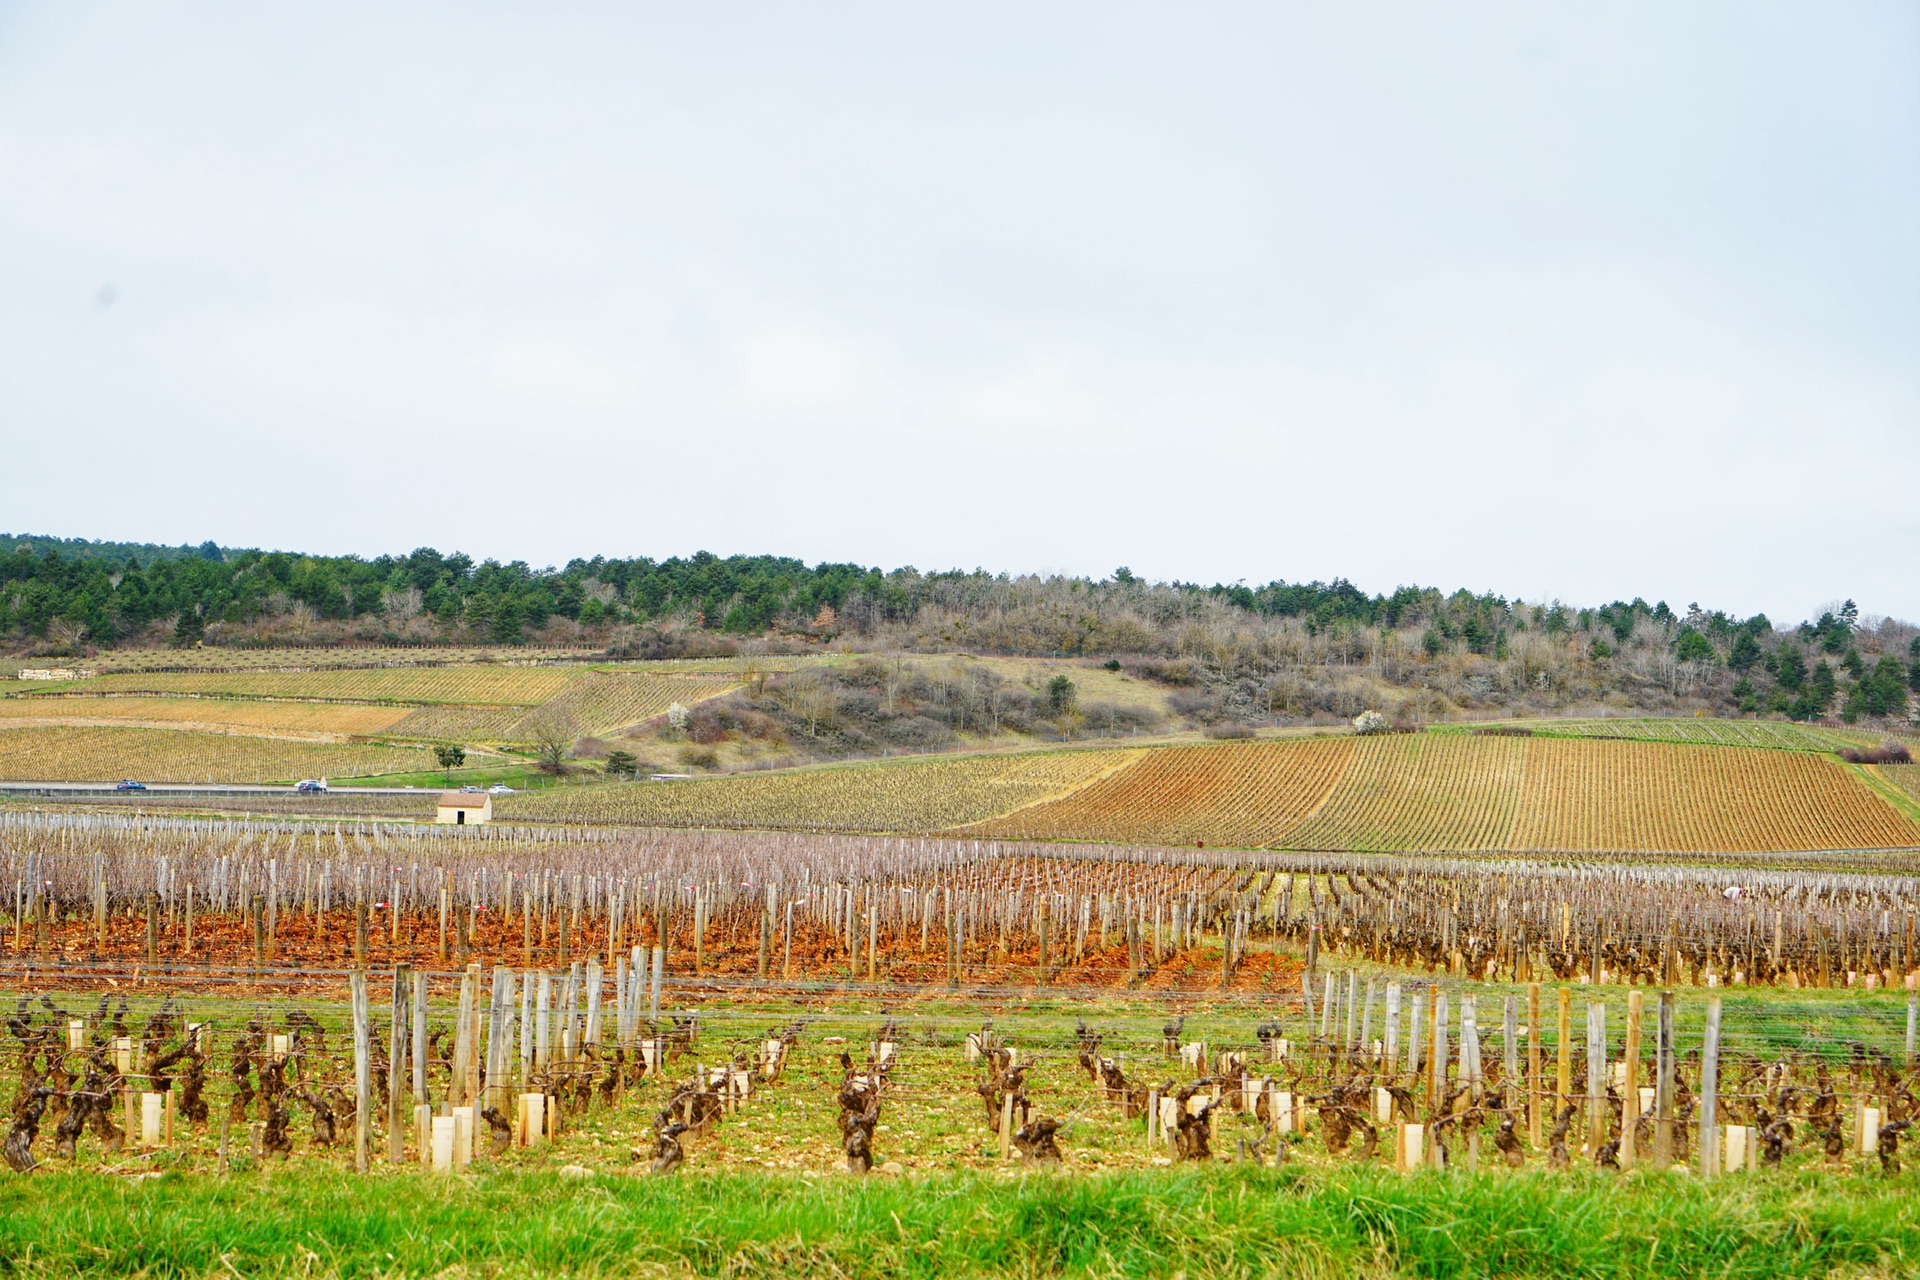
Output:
0 781 434 796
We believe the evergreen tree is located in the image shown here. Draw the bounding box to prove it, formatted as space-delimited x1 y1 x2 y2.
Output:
1791 660 1838 721
1046 674 1077 715
170 605 203 648
1727 631 1761 672
1774 646 1807 692
1674 628 1715 663
1852 657 1911 720
1730 677 1757 714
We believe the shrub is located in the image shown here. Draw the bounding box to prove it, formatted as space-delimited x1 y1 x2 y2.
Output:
1204 722 1255 740
1840 741 1912 764
1079 701 1161 734
1046 675 1077 715
686 705 732 744
677 746 720 770
1168 691 1222 722
1352 710 1389 735
1124 657 1202 686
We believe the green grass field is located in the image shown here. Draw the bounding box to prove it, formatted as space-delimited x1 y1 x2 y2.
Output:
6 970 1920 1278
5 1164 1919 1279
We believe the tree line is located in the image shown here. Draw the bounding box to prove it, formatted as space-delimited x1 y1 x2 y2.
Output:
1 534 1913 727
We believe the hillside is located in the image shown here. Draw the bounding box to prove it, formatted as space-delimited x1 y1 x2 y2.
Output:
0 651 761 781
502 732 1920 855
5 533 1916 730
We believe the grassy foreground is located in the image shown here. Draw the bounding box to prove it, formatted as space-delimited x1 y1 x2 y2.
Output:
4 1166 1920 1279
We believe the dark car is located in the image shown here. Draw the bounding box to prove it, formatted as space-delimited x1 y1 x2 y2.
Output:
114 779 147 791
295 779 328 794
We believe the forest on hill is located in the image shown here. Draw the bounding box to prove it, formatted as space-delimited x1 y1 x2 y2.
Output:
1 534 1914 730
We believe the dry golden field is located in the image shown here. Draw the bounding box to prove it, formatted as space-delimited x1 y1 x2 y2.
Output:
0 725 438 781
0 695 412 737
0 663 741 748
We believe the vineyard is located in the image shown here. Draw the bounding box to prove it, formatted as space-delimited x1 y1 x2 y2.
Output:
503 671 741 740
64 666 582 705
0 663 743 762
962 739 1354 847
502 750 1142 834
508 735 1920 855
1503 738 1919 853
1281 735 1529 853
1436 717 1883 754
2 811 1917 994
3 810 1920 1275
1878 764 1920 804
0 727 439 783
1 646 606 679
0 695 413 738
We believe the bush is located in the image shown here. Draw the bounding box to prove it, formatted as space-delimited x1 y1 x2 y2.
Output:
1079 700 1161 734
1204 722 1255 740
1352 710 1389 735
1840 741 1912 764
1123 656 1202 686
676 746 720 770
1168 691 1222 723
685 705 732 744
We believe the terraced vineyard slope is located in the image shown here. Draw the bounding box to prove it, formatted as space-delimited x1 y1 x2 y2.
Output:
1504 738 1915 852
1280 734 1530 852
959 739 1353 846
505 733 1920 854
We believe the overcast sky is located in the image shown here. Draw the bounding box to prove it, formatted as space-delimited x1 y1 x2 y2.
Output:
1 3 1915 623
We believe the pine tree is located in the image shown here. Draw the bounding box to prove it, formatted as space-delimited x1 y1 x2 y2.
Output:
1728 631 1761 672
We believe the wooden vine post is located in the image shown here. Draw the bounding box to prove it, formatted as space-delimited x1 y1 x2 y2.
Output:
757 888 771 981
1584 1001 1605 1148
1526 983 1543 1147
1906 975 1917 1068
412 970 429 1107
1036 898 1049 986
1555 987 1571 1113
1620 990 1642 1165
1699 994 1722 1177
351 969 371 1174
388 964 410 1163
1654 990 1675 1166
